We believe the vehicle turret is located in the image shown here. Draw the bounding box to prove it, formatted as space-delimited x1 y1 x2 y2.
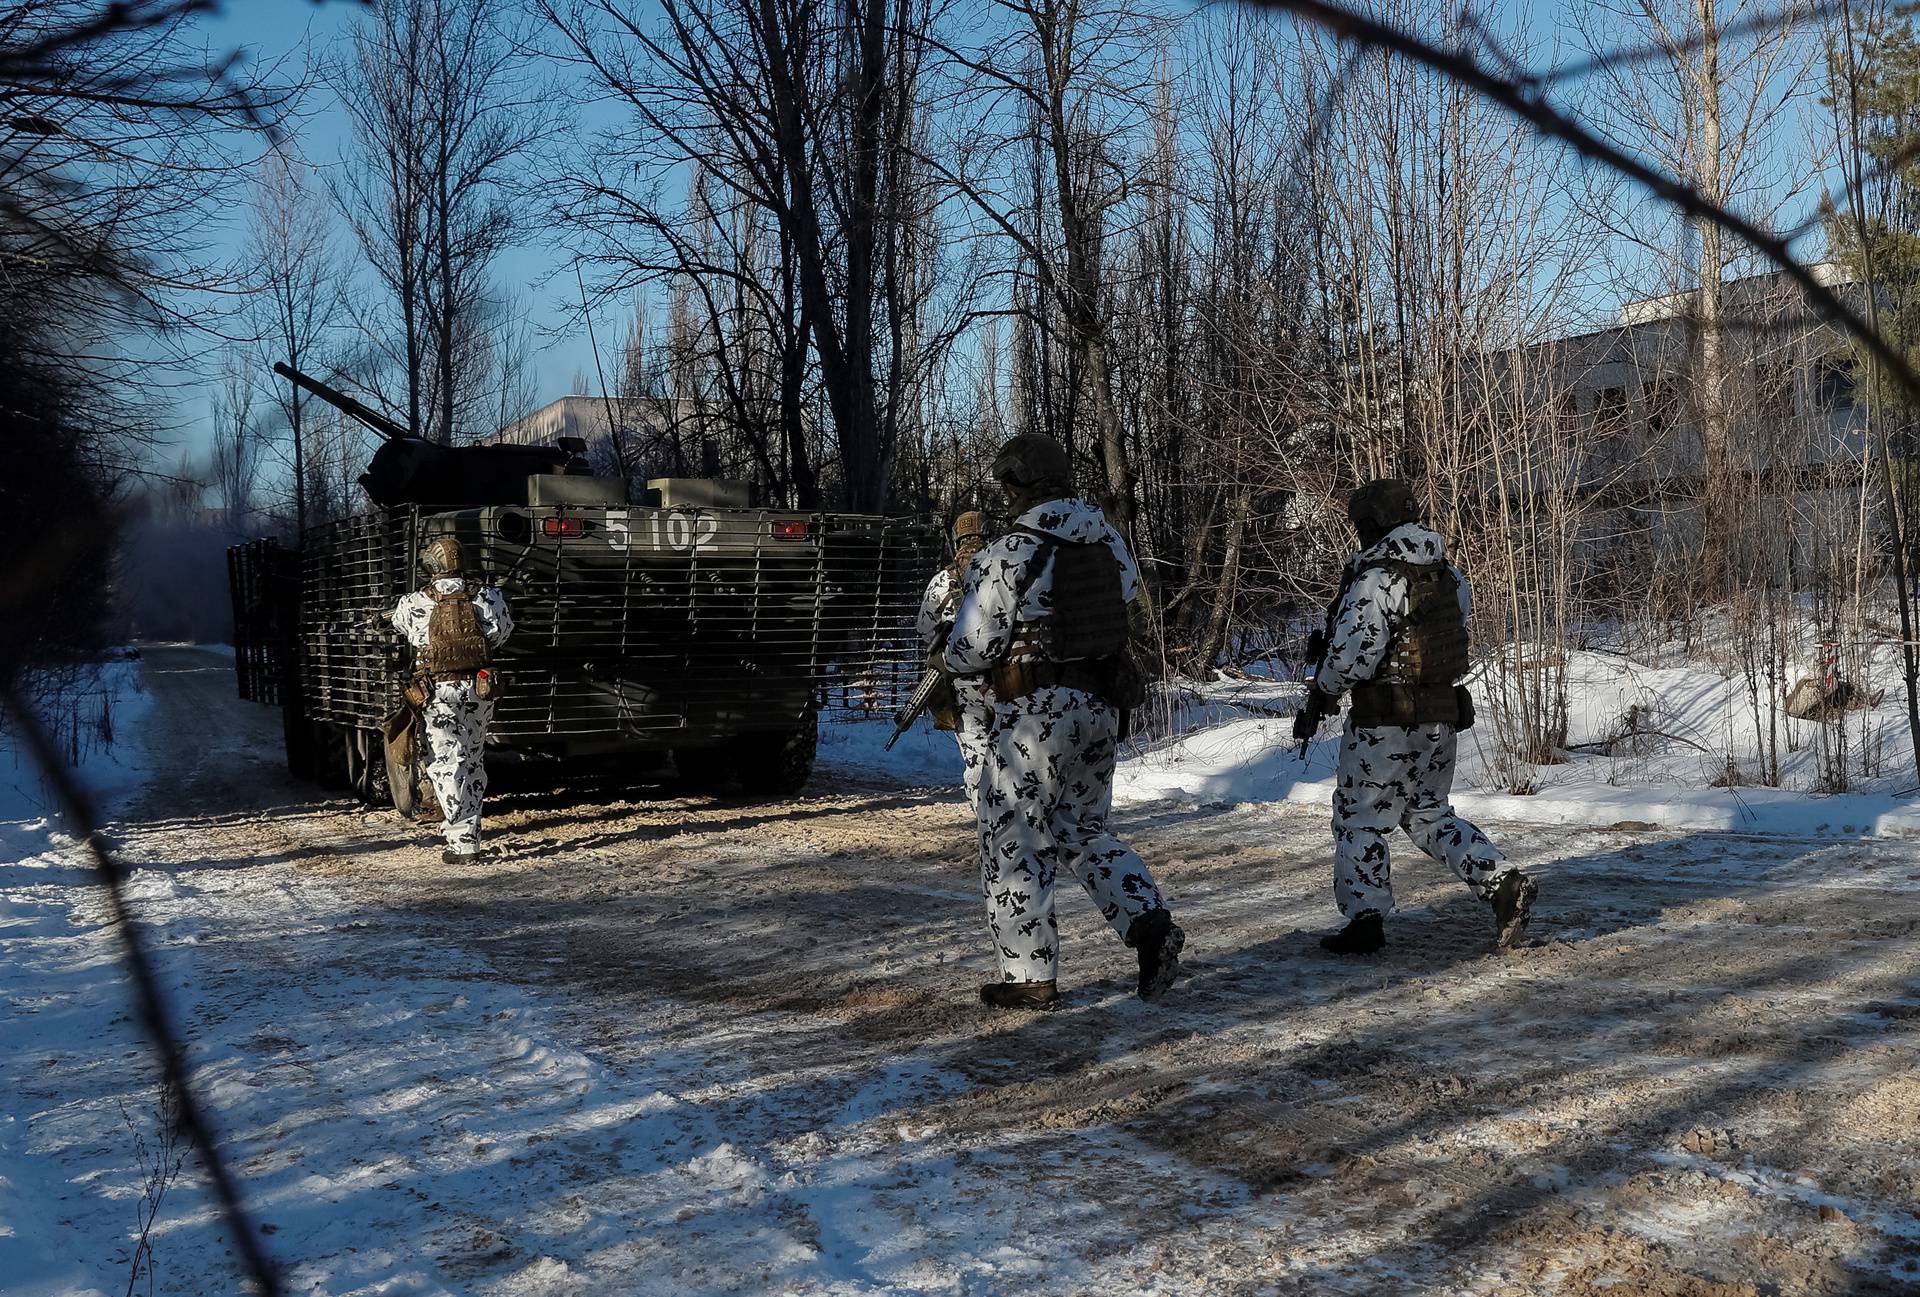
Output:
273 362 618 511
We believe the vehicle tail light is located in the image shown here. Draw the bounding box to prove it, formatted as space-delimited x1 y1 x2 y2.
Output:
772 520 808 540
542 517 585 538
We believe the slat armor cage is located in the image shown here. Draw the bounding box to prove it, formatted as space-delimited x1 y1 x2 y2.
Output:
229 537 295 707
232 505 941 751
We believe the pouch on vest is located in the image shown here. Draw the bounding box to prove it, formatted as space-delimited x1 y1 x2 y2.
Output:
1348 558 1470 727
420 582 491 678
988 658 1108 705
1350 682 1461 727
1376 561 1470 686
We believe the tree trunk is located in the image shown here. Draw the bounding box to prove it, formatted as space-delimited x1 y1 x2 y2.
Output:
1695 0 1729 580
1033 4 1153 630
1194 485 1251 675
436 133 456 443
290 385 307 534
756 0 887 511
835 0 883 510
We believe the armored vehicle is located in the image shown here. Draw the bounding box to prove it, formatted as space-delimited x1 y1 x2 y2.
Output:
229 364 939 810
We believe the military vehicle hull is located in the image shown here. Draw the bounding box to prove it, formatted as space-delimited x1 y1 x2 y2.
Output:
230 502 940 806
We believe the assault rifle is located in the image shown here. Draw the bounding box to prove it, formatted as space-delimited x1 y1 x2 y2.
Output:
1294 630 1331 760
885 662 952 751
1294 566 1359 759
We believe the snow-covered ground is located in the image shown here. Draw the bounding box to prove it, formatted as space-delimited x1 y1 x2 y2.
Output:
828 626 1920 838
7 645 1920 1295
1118 644 1920 838
817 709 961 787
0 657 152 827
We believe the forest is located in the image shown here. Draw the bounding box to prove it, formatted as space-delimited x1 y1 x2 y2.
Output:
11 0 1920 796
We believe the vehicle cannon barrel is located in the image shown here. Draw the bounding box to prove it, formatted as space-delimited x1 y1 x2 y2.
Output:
271 360 584 510
272 361 411 443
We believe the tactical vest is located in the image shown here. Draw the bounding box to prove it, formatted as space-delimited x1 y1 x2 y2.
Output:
992 528 1143 712
418 582 491 679
1349 559 1471 728
1009 531 1129 663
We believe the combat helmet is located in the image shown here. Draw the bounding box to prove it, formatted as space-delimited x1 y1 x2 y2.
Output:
952 509 990 543
990 434 1074 502
421 536 465 579
949 509 990 573
1347 479 1422 547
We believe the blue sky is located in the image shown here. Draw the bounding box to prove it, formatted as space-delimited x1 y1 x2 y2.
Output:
157 0 1838 469
169 0 615 466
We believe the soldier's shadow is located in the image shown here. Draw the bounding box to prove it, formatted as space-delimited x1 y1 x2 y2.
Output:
502 791 956 860
1184 824 1847 993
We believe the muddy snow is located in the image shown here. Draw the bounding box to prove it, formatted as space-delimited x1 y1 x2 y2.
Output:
5 645 1920 1295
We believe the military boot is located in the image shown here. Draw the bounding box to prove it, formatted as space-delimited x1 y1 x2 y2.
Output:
441 849 478 865
1320 910 1385 955
1127 908 1186 1001
980 980 1059 1010
1490 870 1538 949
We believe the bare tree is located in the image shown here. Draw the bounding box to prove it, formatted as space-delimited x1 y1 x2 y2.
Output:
936 0 1173 545
486 290 543 441
1575 0 1823 582
247 147 338 533
540 0 954 511
210 349 260 536
0 11 302 1289
1110 10 1314 674
1823 0 1920 782
0 0 296 686
1265 1 1608 778
334 2 432 433
335 0 543 441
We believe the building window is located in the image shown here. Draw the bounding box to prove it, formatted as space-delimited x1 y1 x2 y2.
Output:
1818 359 1859 412
1643 377 1675 438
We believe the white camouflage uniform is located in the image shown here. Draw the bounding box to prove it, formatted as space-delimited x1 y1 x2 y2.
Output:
1314 523 1505 918
390 580 514 855
944 497 1166 984
917 566 995 817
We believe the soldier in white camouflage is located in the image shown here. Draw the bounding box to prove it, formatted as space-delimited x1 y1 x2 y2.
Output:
944 434 1185 1009
917 511 996 821
391 537 513 863
1295 479 1537 953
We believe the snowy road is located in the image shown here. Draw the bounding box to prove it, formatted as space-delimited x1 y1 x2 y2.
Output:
6 645 1920 1295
